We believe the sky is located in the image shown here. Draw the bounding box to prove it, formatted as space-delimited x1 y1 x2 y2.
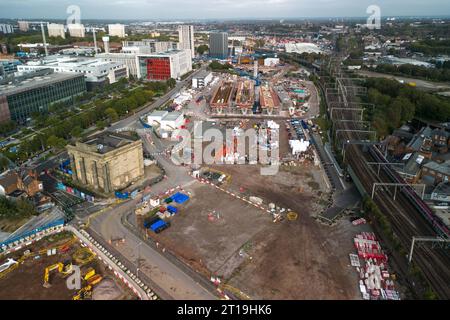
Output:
1 0 449 20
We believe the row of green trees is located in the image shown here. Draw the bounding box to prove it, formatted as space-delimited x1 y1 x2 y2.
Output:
1 80 176 163
0 121 17 136
363 78 450 138
209 61 234 71
372 63 450 82
409 39 450 56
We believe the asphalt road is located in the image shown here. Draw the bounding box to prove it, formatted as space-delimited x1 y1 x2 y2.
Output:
88 180 216 300
87 66 217 300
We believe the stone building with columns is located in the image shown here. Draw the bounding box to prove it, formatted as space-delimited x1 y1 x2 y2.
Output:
66 132 144 194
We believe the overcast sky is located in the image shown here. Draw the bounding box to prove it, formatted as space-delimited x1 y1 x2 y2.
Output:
1 0 449 20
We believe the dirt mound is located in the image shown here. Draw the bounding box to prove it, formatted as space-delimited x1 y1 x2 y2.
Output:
92 278 121 300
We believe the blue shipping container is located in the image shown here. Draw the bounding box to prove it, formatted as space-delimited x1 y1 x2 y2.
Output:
171 192 189 204
167 205 178 214
150 219 168 232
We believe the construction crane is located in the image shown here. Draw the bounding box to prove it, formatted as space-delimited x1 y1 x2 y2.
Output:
24 21 50 56
43 261 73 288
90 27 104 54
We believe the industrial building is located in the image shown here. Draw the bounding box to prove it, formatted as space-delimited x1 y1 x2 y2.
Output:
209 32 228 59
136 50 192 81
160 112 185 131
0 69 86 123
192 70 212 88
147 110 169 126
67 24 85 38
146 110 185 133
0 24 14 34
178 25 195 58
17 56 128 90
108 24 126 38
47 23 65 38
18 21 29 32
66 132 145 194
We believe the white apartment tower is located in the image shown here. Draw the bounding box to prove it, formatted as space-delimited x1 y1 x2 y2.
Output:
18 21 29 32
47 23 65 38
67 24 85 38
178 25 194 59
108 24 126 38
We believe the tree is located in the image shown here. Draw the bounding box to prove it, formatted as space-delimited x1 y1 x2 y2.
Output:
105 108 119 123
196 44 209 55
96 120 106 130
46 135 67 150
166 78 177 89
70 126 83 138
0 156 9 171
0 120 17 135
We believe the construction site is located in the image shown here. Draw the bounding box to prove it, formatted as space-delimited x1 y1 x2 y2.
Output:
132 147 366 299
0 231 136 300
210 79 236 114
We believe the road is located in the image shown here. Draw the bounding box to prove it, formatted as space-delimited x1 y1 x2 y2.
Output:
356 70 450 92
109 66 207 131
87 193 217 300
85 66 218 300
86 130 215 299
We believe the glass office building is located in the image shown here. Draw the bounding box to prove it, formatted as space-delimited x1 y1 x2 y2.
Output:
0 70 86 123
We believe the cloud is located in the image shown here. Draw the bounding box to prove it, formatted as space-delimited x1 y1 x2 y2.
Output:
0 0 449 19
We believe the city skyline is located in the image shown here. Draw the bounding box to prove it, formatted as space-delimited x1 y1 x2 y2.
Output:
1 0 450 20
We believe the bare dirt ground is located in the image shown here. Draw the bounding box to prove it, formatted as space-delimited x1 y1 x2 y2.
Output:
0 232 135 300
145 181 271 278
144 161 360 299
208 164 360 299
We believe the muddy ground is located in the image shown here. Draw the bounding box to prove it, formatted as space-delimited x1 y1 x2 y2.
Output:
0 232 135 300
145 162 361 299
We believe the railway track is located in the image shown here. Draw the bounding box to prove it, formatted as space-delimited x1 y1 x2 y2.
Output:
319 53 450 298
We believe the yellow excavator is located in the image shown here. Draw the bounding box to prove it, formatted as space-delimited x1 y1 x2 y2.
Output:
73 285 93 300
72 268 103 300
43 261 73 288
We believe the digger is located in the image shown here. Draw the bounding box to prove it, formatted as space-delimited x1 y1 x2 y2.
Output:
72 268 103 300
43 261 73 288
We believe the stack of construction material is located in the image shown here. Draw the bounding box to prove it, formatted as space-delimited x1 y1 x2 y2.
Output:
352 232 400 300
354 233 387 262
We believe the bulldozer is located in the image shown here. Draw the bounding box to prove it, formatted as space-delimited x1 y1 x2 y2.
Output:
43 261 73 288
